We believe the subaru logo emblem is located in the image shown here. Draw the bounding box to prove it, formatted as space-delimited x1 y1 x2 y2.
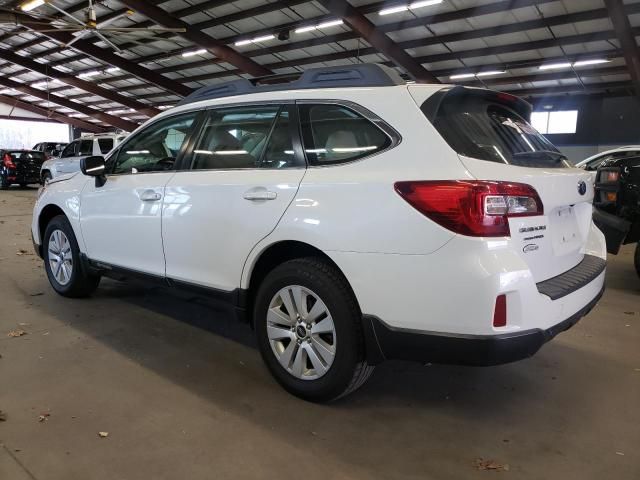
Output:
577 181 587 196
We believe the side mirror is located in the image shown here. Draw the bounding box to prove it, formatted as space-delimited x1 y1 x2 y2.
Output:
80 156 107 187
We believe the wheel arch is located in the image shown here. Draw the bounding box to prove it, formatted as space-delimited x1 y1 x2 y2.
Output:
38 204 66 248
242 240 360 322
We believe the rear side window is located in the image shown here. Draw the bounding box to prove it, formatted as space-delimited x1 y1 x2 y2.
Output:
97 138 114 154
298 104 391 165
79 140 93 156
423 94 570 168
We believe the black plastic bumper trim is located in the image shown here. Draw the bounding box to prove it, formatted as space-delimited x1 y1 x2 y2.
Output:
535 254 606 301
363 285 604 366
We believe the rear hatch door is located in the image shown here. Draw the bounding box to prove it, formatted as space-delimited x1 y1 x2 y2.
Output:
9 151 45 179
409 85 594 282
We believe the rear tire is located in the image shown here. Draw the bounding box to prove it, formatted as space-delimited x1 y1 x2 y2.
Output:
19 183 27 188
254 257 374 402
634 242 640 279
0 178 9 189
43 215 100 298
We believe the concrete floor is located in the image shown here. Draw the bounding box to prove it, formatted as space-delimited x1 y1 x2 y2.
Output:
0 187 638 480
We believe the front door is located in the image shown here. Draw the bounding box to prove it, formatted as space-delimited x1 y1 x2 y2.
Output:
163 104 306 291
79 111 199 276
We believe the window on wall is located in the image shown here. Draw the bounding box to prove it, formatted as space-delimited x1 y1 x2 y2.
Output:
531 110 578 134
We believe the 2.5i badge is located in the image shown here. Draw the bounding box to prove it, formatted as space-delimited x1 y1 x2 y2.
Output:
523 244 539 253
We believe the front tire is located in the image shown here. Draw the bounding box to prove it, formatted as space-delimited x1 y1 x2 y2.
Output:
43 215 100 297
635 242 640 279
41 171 52 185
254 258 373 402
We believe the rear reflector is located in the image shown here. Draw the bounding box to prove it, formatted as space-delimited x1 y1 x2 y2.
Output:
493 295 507 327
394 180 543 237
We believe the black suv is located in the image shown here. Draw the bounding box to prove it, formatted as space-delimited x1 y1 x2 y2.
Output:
0 150 45 189
593 155 640 277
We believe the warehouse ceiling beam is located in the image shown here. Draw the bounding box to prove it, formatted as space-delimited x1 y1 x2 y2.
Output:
120 0 273 77
603 0 640 96
0 94 106 132
0 48 159 117
318 0 438 83
0 76 138 131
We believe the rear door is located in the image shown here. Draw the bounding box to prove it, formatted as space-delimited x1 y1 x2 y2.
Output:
410 86 594 282
162 103 306 291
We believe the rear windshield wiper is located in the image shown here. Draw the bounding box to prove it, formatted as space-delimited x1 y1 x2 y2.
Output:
513 150 568 161
512 150 569 165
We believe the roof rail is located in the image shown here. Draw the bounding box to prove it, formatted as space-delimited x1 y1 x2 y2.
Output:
177 63 405 107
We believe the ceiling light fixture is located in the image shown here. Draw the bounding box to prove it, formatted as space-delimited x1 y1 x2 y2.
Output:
235 34 275 46
105 67 121 73
181 49 207 58
449 73 477 80
77 70 101 78
475 70 507 77
19 0 45 12
573 58 610 67
538 62 572 70
296 19 343 34
380 0 443 15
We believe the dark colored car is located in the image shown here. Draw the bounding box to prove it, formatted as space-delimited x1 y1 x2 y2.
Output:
593 155 640 277
0 150 46 189
32 142 67 159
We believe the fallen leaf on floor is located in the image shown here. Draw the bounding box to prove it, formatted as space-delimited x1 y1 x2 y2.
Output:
97 432 109 438
16 249 31 256
616 452 625 456
29 292 44 297
18 322 29 326
0 410 7 421
473 458 510 472
623 311 636 315
38 413 50 422
7 329 27 338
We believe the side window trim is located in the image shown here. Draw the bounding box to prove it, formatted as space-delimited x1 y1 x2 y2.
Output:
107 109 204 176
294 99 401 167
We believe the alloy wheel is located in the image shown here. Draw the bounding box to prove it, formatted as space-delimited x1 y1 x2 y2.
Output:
266 285 336 380
48 229 73 286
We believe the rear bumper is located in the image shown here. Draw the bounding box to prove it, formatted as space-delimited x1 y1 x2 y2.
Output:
364 285 604 366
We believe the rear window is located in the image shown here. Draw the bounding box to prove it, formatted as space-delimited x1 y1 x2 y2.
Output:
8 151 45 161
423 95 570 168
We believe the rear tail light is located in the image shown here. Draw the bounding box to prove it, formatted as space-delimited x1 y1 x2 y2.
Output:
606 192 617 202
493 295 507 327
2 153 15 169
394 180 543 237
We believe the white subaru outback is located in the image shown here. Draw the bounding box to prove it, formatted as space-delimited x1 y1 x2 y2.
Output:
31 64 606 402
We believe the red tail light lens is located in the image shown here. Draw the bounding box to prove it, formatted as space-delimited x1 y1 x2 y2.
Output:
2 153 16 169
394 180 543 237
493 294 507 327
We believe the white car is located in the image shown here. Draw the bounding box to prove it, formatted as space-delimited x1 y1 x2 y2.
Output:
575 146 640 171
31 64 606 401
40 133 128 183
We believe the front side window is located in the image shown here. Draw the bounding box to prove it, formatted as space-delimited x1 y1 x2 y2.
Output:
298 104 391 165
111 112 197 175
60 141 78 158
189 105 282 170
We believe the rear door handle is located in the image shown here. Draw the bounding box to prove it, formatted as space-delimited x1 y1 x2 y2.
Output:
140 190 162 202
243 190 277 201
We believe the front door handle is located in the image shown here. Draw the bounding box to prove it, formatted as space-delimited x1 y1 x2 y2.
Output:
140 190 162 202
243 189 277 201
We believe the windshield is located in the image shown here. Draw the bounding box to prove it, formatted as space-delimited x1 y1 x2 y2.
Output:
422 95 570 168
